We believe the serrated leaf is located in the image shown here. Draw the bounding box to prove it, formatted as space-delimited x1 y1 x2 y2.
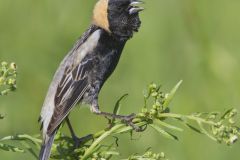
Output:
0 143 24 153
163 80 182 108
150 124 178 140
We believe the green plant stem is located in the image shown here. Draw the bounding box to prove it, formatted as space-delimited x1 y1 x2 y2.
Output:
198 122 217 141
158 113 217 125
82 124 124 159
186 115 216 125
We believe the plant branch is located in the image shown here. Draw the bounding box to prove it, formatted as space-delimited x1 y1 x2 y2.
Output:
1 70 239 159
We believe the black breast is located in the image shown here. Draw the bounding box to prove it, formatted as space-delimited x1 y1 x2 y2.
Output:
81 28 128 104
90 29 127 86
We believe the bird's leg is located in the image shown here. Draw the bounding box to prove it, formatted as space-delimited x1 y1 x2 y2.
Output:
65 117 93 148
90 102 142 132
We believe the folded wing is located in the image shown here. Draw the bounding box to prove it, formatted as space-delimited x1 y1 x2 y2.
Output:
47 58 94 134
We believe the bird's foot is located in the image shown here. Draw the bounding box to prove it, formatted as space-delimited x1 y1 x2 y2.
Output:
72 134 93 148
96 112 143 132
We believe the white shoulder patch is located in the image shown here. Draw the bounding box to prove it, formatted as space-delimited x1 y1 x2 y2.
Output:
74 29 101 65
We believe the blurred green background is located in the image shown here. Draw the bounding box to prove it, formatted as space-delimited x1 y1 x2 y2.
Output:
1 0 240 159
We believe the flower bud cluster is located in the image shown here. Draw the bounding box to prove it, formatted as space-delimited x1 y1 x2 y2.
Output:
138 83 168 119
0 61 17 95
211 109 240 145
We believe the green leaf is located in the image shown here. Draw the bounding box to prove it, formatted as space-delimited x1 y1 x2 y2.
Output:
150 124 178 140
0 143 24 153
163 80 182 108
198 121 217 141
113 94 128 115
221 108 234 120
184 123 202 134
0 134 41 147
82 124 124 159
102 151 119 156
154 120 183 132
0 114 4 119
114 122 147 134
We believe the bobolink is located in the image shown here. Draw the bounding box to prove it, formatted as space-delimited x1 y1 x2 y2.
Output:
39 0 143 159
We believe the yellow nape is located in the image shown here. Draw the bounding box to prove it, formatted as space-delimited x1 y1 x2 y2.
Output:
92 0 110 33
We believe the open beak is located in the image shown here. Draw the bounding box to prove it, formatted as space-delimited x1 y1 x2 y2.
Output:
129 0 144 15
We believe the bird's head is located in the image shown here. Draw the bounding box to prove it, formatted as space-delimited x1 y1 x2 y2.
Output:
92 0 143 40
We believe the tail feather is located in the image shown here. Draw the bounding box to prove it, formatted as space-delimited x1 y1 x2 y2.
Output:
39 132 56 160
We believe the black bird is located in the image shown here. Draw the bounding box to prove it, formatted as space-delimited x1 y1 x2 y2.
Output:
39 0 143 159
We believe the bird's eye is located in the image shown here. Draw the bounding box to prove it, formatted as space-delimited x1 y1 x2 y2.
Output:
117 4 126 11
115 2 129 11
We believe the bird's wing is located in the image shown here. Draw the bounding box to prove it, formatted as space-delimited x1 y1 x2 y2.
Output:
47 58 94 134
